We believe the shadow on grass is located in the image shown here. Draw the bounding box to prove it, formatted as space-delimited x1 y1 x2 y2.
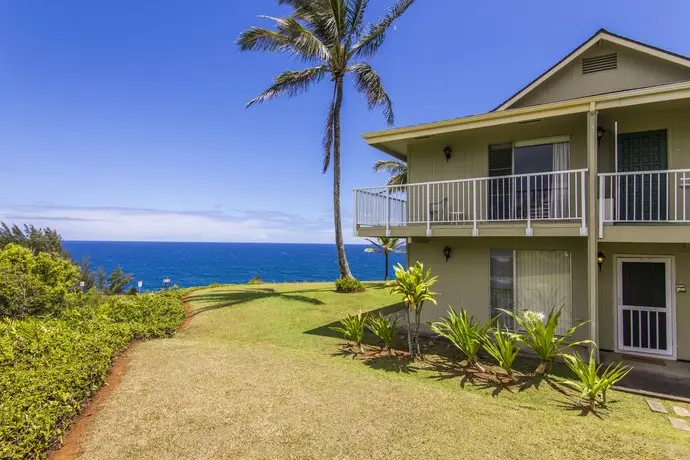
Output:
364 355 417 374
188 288 326 317
303 302 405 342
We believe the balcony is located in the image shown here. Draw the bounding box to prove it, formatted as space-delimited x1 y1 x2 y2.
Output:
354 169 588 238
598 169 690 241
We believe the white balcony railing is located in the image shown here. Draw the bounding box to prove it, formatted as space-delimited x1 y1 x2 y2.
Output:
598 169 690 235
354 169 588 236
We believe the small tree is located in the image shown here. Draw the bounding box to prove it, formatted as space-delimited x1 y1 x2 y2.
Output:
0 222 68 258
364 237 405 280
388 262 438 360
105 266 134 295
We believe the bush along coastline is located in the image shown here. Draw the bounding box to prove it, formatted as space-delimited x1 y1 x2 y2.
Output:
0 224 186 459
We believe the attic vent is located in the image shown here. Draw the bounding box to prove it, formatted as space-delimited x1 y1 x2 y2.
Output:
582 53 618 74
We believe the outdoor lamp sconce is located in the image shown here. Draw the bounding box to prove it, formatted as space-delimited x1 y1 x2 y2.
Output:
443 246 452 262
597 126 606 145
443 145 452 162
597 252 606 272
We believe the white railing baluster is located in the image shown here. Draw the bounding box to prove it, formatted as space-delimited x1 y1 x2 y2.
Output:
426 183 431 236
472 179 478 236
599 174 604 239
580 170 586 236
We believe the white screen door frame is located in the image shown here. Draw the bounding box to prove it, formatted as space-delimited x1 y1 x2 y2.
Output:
615 256 676 359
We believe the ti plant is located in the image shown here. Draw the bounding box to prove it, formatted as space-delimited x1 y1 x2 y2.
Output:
431 307 491 370
482 326 522 379
330 311 368 353
388 262 438 360
499 307 591 374
562 348 632 409
367 313 399 357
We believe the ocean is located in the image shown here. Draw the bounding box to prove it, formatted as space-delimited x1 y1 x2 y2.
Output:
63 241 406 290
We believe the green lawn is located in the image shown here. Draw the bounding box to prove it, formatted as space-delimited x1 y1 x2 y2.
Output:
76 283 689 459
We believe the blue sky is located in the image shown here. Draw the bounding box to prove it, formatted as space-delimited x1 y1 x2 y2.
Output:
1 0 689 243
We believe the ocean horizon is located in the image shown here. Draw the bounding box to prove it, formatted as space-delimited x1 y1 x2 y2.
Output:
63 241 406 290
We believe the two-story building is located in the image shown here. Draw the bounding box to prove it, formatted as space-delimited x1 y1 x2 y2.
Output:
354 29 690 362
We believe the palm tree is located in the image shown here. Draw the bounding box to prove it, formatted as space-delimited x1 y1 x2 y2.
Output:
364 237 405 280
373 159 407 186
238 0 415 280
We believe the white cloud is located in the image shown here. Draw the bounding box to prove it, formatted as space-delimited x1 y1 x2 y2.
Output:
0 204 362 244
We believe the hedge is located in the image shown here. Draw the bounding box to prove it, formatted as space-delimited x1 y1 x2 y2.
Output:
0 291 186 459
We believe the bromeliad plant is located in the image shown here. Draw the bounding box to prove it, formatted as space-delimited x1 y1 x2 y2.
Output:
562 348 632 409
388 262 438 360
482 326 522 379
500 307 591 374
431 307 491 369
367 313 399 357
330 311 368 353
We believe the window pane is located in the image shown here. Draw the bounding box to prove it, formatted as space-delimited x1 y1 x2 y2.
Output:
490 250 514 328
515 250 572 334
514 144 554 174
489 143 512 177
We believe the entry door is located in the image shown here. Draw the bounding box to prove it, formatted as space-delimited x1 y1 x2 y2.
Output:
617 257 674 357
618 130 668 221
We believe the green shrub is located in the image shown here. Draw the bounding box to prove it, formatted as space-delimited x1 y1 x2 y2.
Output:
388 262 438 359
0 222 68 258
499 307 591 374
483 327 522 378
562 349 631 409
330 311 368 353
367 313 399 356
0 292 185 459
335 277 365 293
248 275 263 285
0 244 79 318
431 307 490 369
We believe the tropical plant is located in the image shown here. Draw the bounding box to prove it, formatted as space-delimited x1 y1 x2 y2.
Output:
483 326 522 379
364 237 405 280
373 159 407 186
330 311 368 353
388 262 438 359
431 307 491 369
238 0 415 281
248 275 263 285
0 222 68 258
562 348 632 409
499 307 591 374
367 312 399 356
105 266 134 295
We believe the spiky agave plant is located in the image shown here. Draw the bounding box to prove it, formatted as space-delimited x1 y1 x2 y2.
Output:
330 311 368 353
431 307 491 370
562 348 632 409
367 313 399 356
500 307 591 374
238 0 416 281
482 327 522 379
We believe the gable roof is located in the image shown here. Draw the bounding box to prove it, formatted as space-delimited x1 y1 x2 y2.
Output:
493 29 690 112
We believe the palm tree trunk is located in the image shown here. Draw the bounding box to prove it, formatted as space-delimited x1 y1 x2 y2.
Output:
332 77 353 280
384 251 389 281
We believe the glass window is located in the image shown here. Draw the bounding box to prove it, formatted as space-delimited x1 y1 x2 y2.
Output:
490 250 573 334
514 144 554 174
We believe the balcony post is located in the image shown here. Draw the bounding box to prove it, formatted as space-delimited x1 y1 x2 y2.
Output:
586 105 599 361
353 189 358 237
580 171 587 236
426 183 431 236
472 180 479 237
598 175 604 239
525 177 533 236
385 187 391 237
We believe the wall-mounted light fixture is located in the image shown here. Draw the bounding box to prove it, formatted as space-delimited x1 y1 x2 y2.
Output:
597 126 606 145
443 146 452 162
597 252 606 272
443 246 452 262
